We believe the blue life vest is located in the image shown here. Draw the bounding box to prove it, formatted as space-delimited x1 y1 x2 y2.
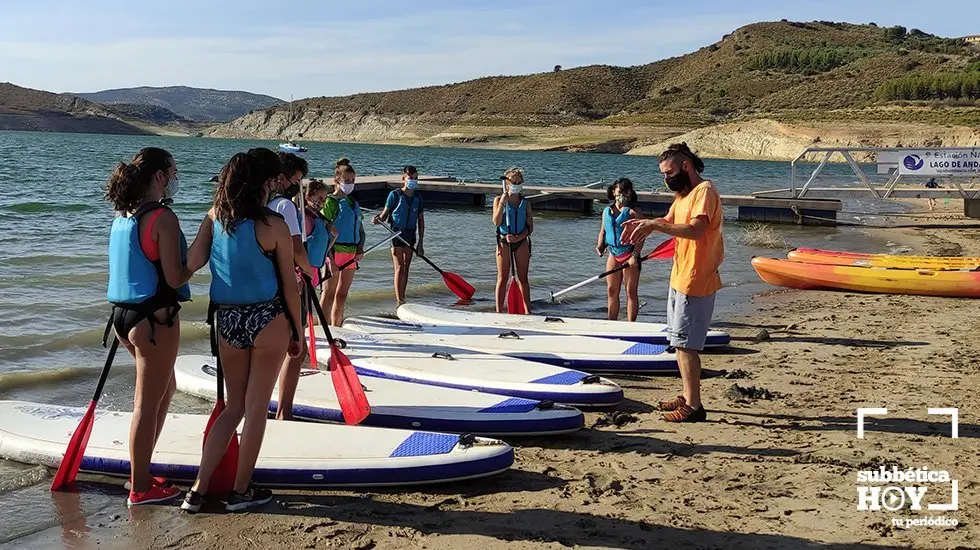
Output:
304 210 330 268
107 202 191 305
497 198 527 236
330 196 362 247
387 189 421 231
209 217 279 305
603 206 633 257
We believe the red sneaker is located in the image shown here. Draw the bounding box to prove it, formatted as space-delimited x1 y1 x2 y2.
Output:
124 476 171 491
127 485 181 507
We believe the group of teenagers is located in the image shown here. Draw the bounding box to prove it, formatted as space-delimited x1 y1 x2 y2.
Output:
101 141 723 514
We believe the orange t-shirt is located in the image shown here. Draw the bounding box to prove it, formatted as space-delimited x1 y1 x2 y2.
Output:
666 180 724 297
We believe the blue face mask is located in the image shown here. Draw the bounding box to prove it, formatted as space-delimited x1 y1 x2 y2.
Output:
406 178 418 190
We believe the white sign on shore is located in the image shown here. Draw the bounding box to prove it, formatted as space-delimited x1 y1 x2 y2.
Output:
897 149 980 176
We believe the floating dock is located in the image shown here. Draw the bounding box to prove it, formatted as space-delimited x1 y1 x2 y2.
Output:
330 175 843 226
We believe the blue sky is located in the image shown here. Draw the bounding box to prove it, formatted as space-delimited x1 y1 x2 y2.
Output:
1 0 977 100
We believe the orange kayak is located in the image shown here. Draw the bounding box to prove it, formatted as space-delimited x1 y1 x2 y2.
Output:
751 257 980 297
787 248 980 270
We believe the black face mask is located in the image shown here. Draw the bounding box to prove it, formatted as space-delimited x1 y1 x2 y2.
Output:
665 171 691 193
281 182 300 199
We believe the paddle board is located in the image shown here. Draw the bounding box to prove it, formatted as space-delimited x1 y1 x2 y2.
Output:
396 303 731 347
175 355 584 436
0 401 513 487
312 327 623 406
340 317 680 374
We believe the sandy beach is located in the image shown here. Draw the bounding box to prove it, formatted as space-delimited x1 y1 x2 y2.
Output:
6 204 980 550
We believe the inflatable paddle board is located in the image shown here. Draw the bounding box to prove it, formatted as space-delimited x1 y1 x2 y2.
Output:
175 355 584 436
0 401 513 487
396 303 730 347
341 317 679 374
310 327 623 407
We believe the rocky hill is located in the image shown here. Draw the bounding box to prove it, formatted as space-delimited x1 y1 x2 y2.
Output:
208 20 980 158
76 86 284 122
0 82 151 135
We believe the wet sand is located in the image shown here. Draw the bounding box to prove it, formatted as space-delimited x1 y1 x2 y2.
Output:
5 205 979 550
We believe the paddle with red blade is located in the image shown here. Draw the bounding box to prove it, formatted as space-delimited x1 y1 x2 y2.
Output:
202 312 239 496
376 220 475 301
547 238 676 302
50 336 120 491
303 274 370 425
506 248 527 314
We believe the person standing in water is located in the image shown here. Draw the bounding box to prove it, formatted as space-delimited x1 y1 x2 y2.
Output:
621 143 723 423
104 147 205 506
372 165 425 306
596 178 643 322
319 158 365 326
276 179 336 420
491 167 533 313
181 149 302 513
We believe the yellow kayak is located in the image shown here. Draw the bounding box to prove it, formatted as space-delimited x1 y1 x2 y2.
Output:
752 257 980 297
787 248 980 270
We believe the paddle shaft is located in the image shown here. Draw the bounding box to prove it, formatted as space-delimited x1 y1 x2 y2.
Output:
550 240 673 301
376 220 445 275
303 274 341 347
93 336 120 401
335 231 402 271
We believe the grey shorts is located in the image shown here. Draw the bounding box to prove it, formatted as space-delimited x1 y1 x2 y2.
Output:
667 287 716 351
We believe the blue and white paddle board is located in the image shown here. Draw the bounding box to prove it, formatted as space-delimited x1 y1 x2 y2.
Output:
0 401 513 487
341 317 679 374
175 355 584 436
396 303 731 347
312 327 623 406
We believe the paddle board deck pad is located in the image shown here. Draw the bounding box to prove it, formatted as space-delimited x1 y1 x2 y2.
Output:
175 355 584 436
313 327 623 407
341 317 679 374
396 303 730 347
0 401 513 487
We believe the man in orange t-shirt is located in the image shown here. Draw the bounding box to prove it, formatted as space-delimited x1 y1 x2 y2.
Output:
622 143 723 423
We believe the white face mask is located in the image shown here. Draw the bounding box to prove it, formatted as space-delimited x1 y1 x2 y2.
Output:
510 184 523 194
339 182 355 195
165 175 179 200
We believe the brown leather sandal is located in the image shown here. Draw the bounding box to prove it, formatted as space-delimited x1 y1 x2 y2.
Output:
658 395 686 411
663 404 707 423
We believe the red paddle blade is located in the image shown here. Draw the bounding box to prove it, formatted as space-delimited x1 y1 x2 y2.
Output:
203 399 239 496
646 238 676 260
307 311 318 367
50 401 97 491
442 271 475 301
507 277 526 315
329 345 371 425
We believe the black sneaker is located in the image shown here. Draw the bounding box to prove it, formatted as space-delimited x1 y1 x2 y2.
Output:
225 484 273 512
180 490 206 514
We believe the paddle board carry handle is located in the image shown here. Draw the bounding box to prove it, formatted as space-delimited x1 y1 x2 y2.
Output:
498 330 522 340
580 375 601 384
431 351 455 360
544 317 564 323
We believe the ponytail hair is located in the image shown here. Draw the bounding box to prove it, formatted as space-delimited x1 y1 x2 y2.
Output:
213 148 282 232
659 142 705 173
104 147 173 212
